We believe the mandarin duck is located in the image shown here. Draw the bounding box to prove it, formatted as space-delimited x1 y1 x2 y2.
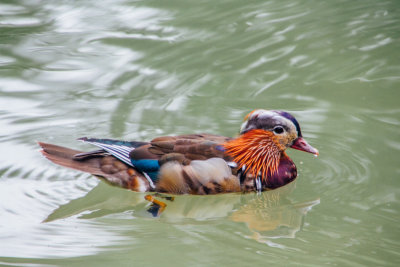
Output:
39 109 318 196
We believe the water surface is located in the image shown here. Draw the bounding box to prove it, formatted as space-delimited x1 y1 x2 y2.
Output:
1 0 399 266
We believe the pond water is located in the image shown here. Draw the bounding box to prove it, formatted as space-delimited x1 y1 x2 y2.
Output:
0 0 399 266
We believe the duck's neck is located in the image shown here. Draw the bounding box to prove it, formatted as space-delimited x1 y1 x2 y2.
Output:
223 129 281 182
265 152 297 189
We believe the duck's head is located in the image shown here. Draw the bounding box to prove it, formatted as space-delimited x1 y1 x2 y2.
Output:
224 109 318 180
240 109 318 155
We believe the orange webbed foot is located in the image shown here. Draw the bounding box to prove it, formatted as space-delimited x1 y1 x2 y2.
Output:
144 194 170 217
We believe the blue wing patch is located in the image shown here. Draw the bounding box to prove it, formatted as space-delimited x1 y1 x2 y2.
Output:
130 159 160 181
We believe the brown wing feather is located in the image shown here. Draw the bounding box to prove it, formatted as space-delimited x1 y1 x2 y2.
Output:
149 134 231 164
130 144 159 159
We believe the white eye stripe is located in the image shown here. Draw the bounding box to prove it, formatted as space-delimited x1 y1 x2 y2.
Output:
240 109 297 135
255 110 276 119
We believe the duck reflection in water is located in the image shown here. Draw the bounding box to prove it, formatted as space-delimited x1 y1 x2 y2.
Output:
230 185 320 241
44 181 319 240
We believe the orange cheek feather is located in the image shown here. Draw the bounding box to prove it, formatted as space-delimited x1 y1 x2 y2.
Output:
223 129 281 182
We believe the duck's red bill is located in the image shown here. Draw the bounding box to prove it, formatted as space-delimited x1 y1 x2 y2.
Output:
290 137 319 156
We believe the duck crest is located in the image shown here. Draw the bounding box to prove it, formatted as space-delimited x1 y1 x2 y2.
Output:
223 129 281 182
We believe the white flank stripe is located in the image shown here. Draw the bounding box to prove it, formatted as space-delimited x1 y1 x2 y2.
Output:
143 172 155 189
255 176 262 192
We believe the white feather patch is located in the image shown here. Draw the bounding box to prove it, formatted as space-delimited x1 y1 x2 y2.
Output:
80 140 134 167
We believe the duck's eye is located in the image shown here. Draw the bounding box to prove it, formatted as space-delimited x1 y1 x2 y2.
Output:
273 126 284 134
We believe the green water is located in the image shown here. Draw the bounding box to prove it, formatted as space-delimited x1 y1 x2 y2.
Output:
1 0 399 266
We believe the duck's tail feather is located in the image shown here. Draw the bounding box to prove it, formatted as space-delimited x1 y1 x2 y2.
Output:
38 142 151 192
38 142 105 175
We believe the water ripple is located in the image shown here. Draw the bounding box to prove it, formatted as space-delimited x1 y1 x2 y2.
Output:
0 0 399 265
